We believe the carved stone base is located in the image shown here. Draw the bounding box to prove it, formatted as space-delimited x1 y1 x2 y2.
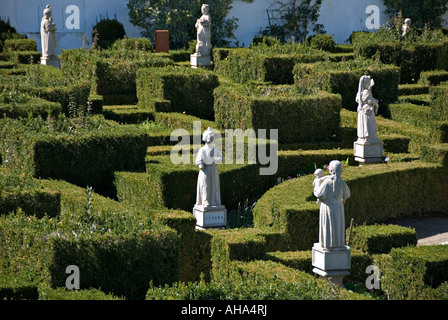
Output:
354 140 383 164
193 204 227 229
41 56 60 68
190 54 211 69
312 243 350 286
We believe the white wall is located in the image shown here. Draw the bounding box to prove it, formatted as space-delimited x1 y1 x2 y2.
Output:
1 0 448 53
227 0 387 45
0 0 142 55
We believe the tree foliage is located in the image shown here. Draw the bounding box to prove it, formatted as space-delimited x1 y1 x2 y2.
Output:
262 0 324 43
383 0 448 29
127 0 238 49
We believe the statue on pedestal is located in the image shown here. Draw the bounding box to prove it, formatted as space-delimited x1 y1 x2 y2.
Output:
195 4 211 57
313 160 351 249
40 5 57 59
191 4 211 68
195 127 223 207
193 127 227 229
312 160 351 286
356 75 380 144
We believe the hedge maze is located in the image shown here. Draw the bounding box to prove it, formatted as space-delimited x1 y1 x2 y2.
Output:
1 30 448 300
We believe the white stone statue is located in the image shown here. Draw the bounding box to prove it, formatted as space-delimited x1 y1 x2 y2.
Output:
195 4 211 57
40 5 57 58
402 18 411 36
313 160 351 249
356 75 381 144
195 127 223 207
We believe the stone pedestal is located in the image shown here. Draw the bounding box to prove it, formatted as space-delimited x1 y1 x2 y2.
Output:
354 140 383 164
40 56 60 68
193 204 227 229
191 54 211 69
312 243 351 286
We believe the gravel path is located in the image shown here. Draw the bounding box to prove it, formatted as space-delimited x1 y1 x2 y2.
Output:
389 216 448 246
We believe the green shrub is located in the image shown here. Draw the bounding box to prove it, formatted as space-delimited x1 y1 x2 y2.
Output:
213 46 326 85
103 105 155 124
0 93 62 119
3 39 37 51
92 17 126 49
293 59 400 114
421 143 448 165
214 82 341 144
111 37 153 52
429 84 448 120
376 245 448 299
309 34 336 52
420 70 448 86
348 224 417 254
265 248 373 285
0 117 152 197
49 225 179 300
9 51 41 64
352 32 448 83
137 66 219 120
0 189 60 218
39 287 124 300
398 83 429 96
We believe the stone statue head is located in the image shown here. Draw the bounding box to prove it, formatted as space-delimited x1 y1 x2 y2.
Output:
201 4 210 14
202 127 214 144
43 5 52 18
328 160 343 177
404 18 411 26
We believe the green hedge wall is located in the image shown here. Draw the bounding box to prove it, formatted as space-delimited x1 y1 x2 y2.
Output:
348 224 418 255
0 94 62 119
214 82 342 144
352 34 448 83
0 189 60 218
293 59 400 115
253 162 448 251
137 66 219 120
3 39 37 51
49 226 179 300
265 248 373 285
375 245 448 299
0 119 152 197
213 46 327 85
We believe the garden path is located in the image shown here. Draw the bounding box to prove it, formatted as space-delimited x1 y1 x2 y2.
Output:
390 216 448 246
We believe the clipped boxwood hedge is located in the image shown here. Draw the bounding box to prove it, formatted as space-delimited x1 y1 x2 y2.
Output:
213 45 327 85
348 224 417 254
214 82 342 144
375 245 448 299
3 39 37 52
293 59 400 114
352 33 448 83
137 66 219 120
0 118 152 197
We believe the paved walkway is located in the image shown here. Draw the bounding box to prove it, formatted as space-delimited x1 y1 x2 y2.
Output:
390 216 448 246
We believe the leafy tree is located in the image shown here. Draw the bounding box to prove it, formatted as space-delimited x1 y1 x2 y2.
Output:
127 0 238 49
263 0 324 43
383 0 448 29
